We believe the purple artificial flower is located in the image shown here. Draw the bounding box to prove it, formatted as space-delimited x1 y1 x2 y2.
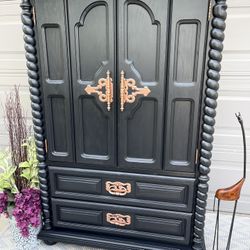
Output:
13 188 41 237
0 192 8 214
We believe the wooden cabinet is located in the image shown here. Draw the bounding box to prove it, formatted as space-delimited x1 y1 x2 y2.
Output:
20 0 228 249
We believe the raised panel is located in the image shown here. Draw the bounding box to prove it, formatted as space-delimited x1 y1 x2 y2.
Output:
68 0 115 166
59 207 103 225
127 98 157 161
80 96 109 158
135 182 187 204
43 25 63 82
75 3 108 83
135 216 184 236
57 175 102 194
126 2 159 82
175 21 200 83
49 96 68 155
170 100 193 164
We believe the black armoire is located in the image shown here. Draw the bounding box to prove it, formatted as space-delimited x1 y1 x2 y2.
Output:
20 0 227 249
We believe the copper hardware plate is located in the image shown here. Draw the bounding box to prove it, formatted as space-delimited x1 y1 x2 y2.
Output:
105 181 131 196
106 213 131 226
120 70 151 111
84 70 113 111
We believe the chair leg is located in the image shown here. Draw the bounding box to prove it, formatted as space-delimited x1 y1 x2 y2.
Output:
213 199 220 250
226 200 238 250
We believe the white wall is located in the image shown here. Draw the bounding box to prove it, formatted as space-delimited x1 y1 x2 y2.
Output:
0 0 249 213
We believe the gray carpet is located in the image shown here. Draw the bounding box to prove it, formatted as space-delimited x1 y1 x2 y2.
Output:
0 211 250 249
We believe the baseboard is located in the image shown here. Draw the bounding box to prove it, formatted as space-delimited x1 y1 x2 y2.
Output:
38 228 193 250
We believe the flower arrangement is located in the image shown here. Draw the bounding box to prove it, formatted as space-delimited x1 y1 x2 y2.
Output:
0 86 41 240
0 192 8 214
0 137 41 237
13 188 41 237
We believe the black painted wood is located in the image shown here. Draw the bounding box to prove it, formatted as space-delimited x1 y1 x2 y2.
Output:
163 0 210 173
117 0 169 170
38 228 193 250
49 166 195 212
34 0 74 163
20 0 52 229
52 198 192 245
193 1 228 249
68 0 116 166
21 0 228 249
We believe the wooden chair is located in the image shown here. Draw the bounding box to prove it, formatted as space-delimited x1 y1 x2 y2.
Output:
212 113 247 250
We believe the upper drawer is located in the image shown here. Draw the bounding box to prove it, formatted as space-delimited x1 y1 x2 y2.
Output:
49 166 196 212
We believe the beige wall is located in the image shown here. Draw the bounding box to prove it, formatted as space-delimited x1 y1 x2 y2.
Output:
207 0 250 214
0 0 31 149
0 0 249 213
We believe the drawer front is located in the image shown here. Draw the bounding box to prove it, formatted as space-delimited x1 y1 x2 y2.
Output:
49 167 195 212
52 198 193 245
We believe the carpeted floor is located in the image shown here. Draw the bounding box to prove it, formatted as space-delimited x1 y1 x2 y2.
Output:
0 211 250 250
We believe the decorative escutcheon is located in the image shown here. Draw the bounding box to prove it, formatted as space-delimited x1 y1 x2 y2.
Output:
120 70 151 111
106 213 131 227
105 181 131 196
84 70 113 111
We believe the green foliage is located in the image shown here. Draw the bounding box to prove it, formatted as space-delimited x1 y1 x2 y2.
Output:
19 137 39 188
0 137 39 194
0 150 19 194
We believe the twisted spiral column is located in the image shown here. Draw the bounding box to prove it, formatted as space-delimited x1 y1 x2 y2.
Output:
193 0 227 249
20 0 52 230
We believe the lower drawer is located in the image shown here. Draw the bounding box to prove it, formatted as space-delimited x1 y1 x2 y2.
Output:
52 198 193 246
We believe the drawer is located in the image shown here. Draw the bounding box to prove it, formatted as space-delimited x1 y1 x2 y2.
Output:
49 166 196 212
52 198 193 246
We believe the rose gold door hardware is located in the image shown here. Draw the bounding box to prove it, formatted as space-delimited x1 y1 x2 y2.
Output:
120 70 151 111
84 70 113 111
105 181 131 196
106 213 131 226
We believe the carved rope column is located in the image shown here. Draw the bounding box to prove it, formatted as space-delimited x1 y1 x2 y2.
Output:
20 0 52 230
193 0 227 249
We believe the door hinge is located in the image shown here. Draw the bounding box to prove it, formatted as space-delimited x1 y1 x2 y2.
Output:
44 139 48 153
195 148 199 165
32 6 36 25
208 0 213 21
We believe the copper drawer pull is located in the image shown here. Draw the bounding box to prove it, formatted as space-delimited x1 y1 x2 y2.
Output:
105 181 131 196
106 213 131 226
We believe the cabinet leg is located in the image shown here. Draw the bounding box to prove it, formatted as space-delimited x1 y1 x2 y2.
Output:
43 240 57 246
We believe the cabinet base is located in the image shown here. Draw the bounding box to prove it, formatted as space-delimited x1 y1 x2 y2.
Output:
43 239 57 246
38 229 192 250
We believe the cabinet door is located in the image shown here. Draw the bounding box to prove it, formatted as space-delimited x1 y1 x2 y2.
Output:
163 0 209 173
117 0 169 170
68 0 116 166
35 0 74 162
